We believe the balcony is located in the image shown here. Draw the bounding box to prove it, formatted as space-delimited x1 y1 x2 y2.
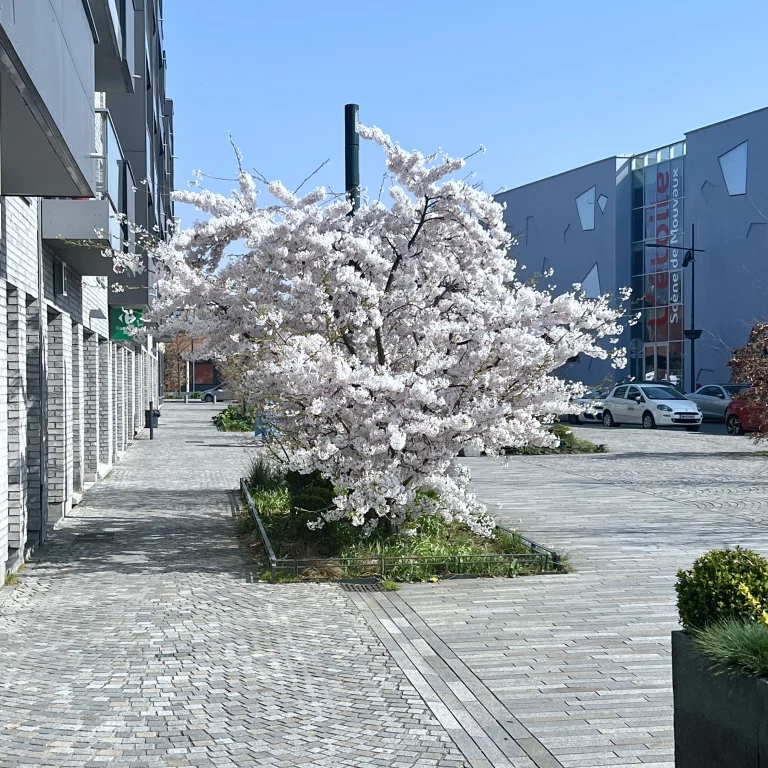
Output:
110 255 156 309
92 0 135 93
42 110 129 276
0 0 96 196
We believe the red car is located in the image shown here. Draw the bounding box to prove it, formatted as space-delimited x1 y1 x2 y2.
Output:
725 397 767 435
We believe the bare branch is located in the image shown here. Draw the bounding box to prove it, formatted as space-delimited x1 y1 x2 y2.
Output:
294 158 331 195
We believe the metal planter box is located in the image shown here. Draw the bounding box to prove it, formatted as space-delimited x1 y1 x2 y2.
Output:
672 630 768 767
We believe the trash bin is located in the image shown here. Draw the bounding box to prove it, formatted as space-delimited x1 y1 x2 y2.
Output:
145 409 159 429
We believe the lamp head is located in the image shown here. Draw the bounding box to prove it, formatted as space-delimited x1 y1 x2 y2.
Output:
682 251 694 268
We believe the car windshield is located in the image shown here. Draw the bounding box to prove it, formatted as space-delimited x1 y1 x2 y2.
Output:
723 385 749 395
584 391 604 399
640 386 687 401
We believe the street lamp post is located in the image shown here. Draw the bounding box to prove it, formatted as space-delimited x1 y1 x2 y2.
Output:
644 223 705 392
344 104 360 213
682 225 703 393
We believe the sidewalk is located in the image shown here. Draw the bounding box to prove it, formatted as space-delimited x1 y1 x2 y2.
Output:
0 404 464 768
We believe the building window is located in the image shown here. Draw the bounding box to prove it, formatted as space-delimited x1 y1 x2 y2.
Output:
631 142 686 382
718 141 748 196
575 186 596 231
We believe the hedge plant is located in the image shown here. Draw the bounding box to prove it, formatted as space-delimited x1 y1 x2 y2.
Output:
676 547 768 630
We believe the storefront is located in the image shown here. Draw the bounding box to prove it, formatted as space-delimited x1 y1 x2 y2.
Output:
629 142 686 385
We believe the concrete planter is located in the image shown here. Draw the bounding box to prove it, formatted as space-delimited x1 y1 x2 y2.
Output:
672 630 768 767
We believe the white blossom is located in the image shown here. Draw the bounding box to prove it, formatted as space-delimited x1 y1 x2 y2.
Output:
145 126 627 534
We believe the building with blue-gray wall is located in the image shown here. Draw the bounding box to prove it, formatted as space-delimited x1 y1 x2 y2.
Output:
496 107 768 393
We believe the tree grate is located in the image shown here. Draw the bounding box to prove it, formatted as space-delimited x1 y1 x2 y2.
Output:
74 533 115 542
340 582 384 593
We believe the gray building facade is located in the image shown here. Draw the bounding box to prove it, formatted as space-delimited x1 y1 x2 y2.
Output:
496 107 768 392
0 0 174 581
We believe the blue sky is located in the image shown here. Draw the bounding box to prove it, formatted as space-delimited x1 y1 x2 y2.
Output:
164 0 768 221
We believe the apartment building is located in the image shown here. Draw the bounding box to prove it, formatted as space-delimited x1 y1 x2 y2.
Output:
0 0 174 579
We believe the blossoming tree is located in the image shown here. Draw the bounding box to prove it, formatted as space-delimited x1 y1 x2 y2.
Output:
729 323 768 438
148 126 627 534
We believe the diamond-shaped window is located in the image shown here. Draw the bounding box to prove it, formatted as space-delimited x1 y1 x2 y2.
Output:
597 194 608 213
719 141 748 196
575 186 596 231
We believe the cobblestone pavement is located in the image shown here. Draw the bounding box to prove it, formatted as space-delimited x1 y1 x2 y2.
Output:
5 410 768 768
384 425 768 768
0 405 465 768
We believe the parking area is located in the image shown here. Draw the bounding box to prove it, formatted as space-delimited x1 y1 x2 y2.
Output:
383 423 768 767
571 417 730 436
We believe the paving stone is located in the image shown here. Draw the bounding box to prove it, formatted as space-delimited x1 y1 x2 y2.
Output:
391 424 768 766
0 405 465 767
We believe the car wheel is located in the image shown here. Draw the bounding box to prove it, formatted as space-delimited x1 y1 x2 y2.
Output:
203 394 214 403
642 411 657 430
685 425 701 432
568 414 580 425
602 411 618 428
726 414 744 436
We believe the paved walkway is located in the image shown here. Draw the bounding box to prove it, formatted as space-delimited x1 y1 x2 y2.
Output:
386 426 768 768
4 410 768 767
0 405 464 768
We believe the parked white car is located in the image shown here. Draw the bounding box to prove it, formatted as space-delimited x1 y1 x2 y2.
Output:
685 383 749 421
601 383 702 431
566 391 606 424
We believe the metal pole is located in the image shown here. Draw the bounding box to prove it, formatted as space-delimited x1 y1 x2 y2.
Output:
689 224 696 393
149 400 154 440
344 104 360 213
191 338 195 400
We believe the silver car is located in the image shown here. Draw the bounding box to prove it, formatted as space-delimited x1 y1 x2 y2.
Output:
602 383 702 431
201 385 230 403
685 384 749 421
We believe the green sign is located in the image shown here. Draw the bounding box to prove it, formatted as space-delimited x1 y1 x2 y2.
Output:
110 307 144 340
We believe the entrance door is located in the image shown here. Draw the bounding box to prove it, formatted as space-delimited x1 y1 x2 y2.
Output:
643 344 669 382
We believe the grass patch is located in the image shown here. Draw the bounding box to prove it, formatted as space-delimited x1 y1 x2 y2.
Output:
241 459 558 582
4 572 19 586
693 618 768 676
381 578 400 592
212 404 256 432
258 571 301 584
504 423 607 455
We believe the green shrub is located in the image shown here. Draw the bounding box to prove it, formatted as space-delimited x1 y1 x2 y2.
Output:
693 617 768 676
213 404 256 432
676 547 768 629
504 424 607 455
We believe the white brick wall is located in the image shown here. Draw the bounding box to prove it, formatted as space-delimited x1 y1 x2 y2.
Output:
7 288 28 550
1 199 40 299
71 324 85 494
46 310 73 521
25 299 47 543
0 281 8 578
98 339 113 470
83 332 100 483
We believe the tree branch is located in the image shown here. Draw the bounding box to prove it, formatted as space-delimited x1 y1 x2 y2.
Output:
375 328 386 366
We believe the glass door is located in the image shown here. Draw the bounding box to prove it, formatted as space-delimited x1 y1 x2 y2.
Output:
643 343 669 382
